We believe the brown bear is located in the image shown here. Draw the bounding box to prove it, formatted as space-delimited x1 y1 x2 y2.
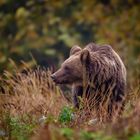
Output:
51 42 127 120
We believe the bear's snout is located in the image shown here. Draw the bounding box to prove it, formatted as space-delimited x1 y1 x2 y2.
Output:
51 74 57 83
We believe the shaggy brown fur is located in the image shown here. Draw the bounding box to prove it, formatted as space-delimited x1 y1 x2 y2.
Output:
51 42 127 120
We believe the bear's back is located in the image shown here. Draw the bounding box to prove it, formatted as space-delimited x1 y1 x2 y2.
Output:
85 43 126 84
85 43 112 56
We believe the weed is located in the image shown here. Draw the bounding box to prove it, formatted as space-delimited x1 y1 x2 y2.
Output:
58 106 73 124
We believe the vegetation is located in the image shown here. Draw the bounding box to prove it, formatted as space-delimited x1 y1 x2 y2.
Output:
0 67 139 140
0 0 140 140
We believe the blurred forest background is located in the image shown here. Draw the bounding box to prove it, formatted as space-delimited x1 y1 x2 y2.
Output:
0 0 140 85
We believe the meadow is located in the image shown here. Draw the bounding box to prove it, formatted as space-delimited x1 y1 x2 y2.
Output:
0 64 140 140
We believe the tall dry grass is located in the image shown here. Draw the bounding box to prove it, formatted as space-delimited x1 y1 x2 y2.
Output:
0 65 140 140
0 67 68 118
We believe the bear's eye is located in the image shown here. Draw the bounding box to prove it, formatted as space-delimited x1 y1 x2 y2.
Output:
64 66 70 71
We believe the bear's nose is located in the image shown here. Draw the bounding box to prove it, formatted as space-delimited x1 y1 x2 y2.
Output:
51 74 56 82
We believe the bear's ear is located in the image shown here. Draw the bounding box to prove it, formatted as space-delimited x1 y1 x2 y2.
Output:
70 45 81 56
80 49 90 65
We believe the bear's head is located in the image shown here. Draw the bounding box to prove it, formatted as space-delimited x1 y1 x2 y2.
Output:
51 45 90 85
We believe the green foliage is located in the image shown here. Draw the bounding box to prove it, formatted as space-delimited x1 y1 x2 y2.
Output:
45 114 56 123
80 131 116 140
0 113 36 140
58 106 73 124
60 128 74 140
80 131 95 140
9 116 35 140
129 134 140 140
